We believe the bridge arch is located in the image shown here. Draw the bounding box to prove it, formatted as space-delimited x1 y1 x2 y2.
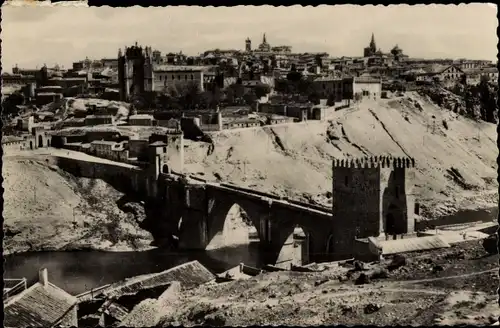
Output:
205 199 265 267
206 200 263 250
273 225 315 269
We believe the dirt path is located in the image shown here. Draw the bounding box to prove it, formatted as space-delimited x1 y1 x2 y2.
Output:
398 268 497 285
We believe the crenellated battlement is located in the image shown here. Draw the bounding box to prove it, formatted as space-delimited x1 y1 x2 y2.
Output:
332 156 415 169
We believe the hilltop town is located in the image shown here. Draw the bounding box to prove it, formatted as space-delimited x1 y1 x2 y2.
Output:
2 31 498 327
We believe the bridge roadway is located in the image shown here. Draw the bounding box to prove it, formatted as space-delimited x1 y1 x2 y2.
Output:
181 174 333 219
160 172 336 264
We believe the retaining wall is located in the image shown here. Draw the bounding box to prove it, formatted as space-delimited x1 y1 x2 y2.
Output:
40 155 153 197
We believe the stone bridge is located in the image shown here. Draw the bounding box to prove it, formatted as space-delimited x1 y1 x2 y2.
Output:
156 173 335 265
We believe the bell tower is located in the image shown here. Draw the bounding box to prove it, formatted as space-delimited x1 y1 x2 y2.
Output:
245 37 252 52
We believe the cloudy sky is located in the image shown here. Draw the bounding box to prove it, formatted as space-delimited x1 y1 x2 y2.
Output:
1 4 498 71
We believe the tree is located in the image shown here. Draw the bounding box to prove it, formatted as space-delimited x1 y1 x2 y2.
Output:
1 91 25 117
287 70 302 82
254 84 270 98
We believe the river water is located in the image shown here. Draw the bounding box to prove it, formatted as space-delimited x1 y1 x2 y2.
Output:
4 207 497 295
3 243 263 295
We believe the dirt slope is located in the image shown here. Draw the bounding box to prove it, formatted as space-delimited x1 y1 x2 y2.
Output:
2 157 153 255
183 93 498 217
157 241 498 326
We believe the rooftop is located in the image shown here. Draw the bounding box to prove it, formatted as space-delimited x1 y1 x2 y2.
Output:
37 92 62 96
4 281 77 327
129 114 155 120
101 261 215 299
85 115 114 119
91 140 119 146
153 65 206 72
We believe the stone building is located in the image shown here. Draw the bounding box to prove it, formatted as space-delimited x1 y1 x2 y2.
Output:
353 76 382 100
129 114 155 126
118 43 155 102
117 43 208 102
153 65 205 93
330 156 418 260
84 115 115 126
363 33 378 58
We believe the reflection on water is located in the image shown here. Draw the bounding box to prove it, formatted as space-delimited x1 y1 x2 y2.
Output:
4 243 264 295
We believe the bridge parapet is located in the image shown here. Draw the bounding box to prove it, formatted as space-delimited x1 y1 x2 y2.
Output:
332 156 415 169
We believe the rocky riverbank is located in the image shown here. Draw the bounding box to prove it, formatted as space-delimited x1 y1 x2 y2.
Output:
2 157 155 256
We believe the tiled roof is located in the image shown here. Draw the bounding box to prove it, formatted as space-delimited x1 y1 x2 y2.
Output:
90 140 117 146
2 136 25 144
4 282 77 328
463 67 499 75
149 141 168 147
129 114 155 120
154 65 206 72
102 261 215 299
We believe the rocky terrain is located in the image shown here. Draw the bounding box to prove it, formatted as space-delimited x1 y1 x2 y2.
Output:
157 241 498 326
183 93 498 218
2 153 153 255
2 92 497 254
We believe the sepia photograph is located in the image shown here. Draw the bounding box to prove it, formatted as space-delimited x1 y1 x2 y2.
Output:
1 3 499 327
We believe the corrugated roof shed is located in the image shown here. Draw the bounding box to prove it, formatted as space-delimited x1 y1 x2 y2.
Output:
380 236 450 255
3 282 77 328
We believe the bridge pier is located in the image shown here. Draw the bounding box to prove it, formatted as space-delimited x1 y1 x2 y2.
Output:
178 209 208 249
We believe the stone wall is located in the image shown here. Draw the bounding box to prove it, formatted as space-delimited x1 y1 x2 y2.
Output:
54 156 153 197
331 156 416 260
128 139 150 160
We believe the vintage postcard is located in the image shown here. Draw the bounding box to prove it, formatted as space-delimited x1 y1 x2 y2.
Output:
1 3 498 327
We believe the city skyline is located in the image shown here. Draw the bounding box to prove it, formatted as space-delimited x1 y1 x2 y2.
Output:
1 4 498 71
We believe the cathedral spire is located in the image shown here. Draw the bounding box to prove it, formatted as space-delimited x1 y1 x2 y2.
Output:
370 33 376 50
263 33 267 44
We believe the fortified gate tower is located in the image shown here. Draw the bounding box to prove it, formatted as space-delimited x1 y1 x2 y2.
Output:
330 156 417 260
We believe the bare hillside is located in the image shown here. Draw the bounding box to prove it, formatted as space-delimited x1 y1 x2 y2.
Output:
183 93 498 217
2 157 153 255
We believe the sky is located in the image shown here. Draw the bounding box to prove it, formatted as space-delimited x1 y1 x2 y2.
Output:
1 4 498 72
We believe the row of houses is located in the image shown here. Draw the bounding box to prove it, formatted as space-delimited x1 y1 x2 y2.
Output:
2 127 52 153
402 64 498 85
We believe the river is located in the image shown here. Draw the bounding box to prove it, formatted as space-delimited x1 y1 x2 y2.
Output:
3 243 263 296
4 207 497 295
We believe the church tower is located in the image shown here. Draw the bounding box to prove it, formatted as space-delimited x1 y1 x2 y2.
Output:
363 33 378 57
369 33 377 52
245 37 252 52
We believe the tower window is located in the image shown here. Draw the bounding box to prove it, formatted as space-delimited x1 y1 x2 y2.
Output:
344 176 348 186
395 186 399 199
178 75 181 80
191 74 194 80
